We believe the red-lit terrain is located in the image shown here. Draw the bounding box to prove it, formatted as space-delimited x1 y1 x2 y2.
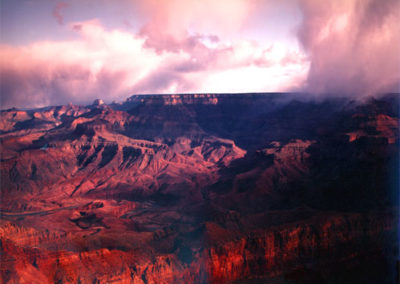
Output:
1 94 399 283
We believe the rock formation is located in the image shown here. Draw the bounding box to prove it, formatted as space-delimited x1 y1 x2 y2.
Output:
1 93 398 283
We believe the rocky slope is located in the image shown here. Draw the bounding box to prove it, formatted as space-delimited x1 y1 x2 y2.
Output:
1 93 399 283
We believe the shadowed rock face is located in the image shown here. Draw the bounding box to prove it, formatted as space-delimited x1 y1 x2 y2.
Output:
0 93 399 283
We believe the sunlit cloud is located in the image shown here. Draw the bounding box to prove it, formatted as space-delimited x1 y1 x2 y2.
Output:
0 19 306 108
1 0 398 109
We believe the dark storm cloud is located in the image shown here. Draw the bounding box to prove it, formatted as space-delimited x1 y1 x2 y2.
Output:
297 0 400 96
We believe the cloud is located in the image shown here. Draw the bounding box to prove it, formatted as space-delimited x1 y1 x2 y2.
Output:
297 0 400 96
1 0 398 109
52 2 68 25
138 0 252 41
0 20 306 109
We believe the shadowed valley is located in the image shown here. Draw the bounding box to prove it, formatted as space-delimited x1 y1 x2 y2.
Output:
1 93 399 283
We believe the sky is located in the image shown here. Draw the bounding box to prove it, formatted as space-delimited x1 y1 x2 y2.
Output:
0 0 399 108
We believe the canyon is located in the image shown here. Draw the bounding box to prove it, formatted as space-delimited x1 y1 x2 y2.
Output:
0 93 399 283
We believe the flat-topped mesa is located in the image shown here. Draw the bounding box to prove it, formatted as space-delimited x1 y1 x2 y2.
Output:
126 94 219 105
125 93 287 106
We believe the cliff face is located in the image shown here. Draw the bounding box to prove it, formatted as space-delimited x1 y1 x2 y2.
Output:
1 212 395 283
1 94 399 283
207 212 395 283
